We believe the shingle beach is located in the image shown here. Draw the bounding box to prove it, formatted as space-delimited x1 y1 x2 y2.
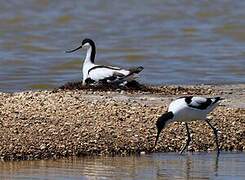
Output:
0 84 244 161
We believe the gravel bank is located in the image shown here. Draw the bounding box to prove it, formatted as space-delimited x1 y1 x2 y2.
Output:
0 84 244 161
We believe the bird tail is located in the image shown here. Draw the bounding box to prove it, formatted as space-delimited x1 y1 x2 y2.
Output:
212 97 224 104
128 66 144 74
116 66 143 83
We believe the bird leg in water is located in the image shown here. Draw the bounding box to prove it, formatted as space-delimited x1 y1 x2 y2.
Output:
205 119 220 154
180 122 191 154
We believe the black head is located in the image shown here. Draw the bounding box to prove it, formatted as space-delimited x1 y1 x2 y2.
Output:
154 111 174 148
65 38 96 63
82 38 95 47
65 38 96 53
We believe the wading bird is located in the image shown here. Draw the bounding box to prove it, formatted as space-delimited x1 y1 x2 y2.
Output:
66 38 143 86
154 96 223 154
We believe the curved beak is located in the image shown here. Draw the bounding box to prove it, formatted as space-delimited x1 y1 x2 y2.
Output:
65 45 83 53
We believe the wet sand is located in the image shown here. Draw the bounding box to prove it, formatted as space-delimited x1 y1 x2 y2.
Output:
0 84 244 161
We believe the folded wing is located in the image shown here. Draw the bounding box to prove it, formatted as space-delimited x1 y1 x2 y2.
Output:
185 96 221 110
86 65 143 84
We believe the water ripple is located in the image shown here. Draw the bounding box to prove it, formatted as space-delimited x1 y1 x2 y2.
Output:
0 0 245 92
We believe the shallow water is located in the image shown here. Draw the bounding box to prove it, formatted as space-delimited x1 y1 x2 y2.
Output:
0 0 245 92
0 152 244 180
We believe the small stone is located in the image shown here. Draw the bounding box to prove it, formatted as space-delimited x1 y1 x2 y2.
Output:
40 144 46 150
0 84 243 160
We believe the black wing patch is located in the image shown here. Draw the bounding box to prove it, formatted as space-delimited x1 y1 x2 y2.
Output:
128 66 144 74
185 96 212 110
184 96 193 104
86 71 126 85
85 78 96 84
86 65 143 85
98 76 117 84
99 72 126 83
88 65 122 74
213 97 223 103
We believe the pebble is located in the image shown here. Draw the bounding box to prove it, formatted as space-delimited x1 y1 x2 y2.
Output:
0 84 244 161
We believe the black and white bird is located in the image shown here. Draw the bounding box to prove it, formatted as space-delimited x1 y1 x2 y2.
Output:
66 38 144 86
154 96 224 154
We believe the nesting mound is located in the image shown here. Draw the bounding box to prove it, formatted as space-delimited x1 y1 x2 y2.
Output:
58 80 143 91
58 80 216 95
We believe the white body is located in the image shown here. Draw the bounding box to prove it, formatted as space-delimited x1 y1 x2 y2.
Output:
82 46 136 84
168 97 220 122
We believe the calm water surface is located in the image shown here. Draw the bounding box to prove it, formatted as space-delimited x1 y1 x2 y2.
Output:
0 2 244 179
0 152 244 180
0 0 245 92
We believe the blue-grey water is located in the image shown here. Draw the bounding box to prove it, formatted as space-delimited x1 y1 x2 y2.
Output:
0 0 245 92
0 152 244 180
0 1 244 179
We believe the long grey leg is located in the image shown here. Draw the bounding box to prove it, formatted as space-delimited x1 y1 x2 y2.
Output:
180 123 191 154
205 119 220 154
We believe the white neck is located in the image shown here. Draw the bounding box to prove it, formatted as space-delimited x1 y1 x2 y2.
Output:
84 46 93 64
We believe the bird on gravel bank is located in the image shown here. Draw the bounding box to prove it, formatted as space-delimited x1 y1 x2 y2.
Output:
66 38 144 86
154 96 224 154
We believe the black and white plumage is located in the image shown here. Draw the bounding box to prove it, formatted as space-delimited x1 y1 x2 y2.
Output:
66 38 144 85
154 96 224 154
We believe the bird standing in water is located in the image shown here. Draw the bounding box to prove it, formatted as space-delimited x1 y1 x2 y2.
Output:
66 38 143 86
154 96 223 154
